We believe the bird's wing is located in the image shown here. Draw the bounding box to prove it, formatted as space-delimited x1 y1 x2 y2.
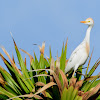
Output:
65 41 87 73
68 41 85 63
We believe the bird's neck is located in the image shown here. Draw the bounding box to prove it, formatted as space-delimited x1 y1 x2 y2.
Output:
84 25 93 44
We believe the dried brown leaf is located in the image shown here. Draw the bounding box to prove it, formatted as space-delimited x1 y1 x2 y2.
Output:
33 74 50 77
85 75 100 81
82 91 90 100
56 52 60 68
20 48 34 63
33 94 43 99
46 55 49 61
59 69 68 88
35 82 45 87
78 91 84 96
34 82 56 95
56 59 60 69
65 59 69 67
66 37 68 47
32 88 35 93
50 58 55 81
52 72 62 94
25 74 50 80
12 52 15 64
41 91 46 97
75 80 83 90
50 58 55 71
8 93 43 100
69 78 77 87
24 56 26 66
55 54 60 78
55 67 59 79
82 83 100 100
86 48 94 75
94 60 100 70
38 41 45 54
0 47 21 75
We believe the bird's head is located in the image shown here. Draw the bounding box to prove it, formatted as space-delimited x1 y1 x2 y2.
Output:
80 18 94 26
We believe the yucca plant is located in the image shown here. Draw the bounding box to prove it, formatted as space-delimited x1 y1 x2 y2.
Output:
0 37 100 100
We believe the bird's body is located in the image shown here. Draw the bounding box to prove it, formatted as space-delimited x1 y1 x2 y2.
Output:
65 18 94 77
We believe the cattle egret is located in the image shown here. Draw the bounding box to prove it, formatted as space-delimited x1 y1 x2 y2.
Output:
65 18 94 77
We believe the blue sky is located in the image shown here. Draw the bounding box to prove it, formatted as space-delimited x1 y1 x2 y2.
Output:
0 0 100 75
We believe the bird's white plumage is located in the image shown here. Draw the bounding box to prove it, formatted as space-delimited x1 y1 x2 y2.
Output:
65 18 94 77
65 40 88 72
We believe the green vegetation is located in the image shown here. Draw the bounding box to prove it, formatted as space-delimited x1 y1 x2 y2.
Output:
0 37 100 100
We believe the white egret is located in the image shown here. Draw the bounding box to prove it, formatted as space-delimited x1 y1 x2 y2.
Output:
65 18 94 77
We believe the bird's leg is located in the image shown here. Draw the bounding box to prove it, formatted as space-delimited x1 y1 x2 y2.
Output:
72 70 75 78
72 64 79 78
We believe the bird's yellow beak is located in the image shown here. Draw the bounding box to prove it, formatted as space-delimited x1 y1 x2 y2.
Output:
80 21 87 23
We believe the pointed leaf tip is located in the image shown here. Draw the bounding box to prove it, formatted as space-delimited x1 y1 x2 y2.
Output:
39 41 45 54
